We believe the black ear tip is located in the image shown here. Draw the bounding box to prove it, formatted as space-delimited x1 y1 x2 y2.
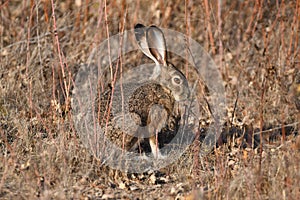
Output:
135 23 145 29
149 25 158 29
147 25 163 35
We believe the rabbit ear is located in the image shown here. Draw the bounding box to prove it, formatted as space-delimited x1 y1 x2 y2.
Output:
146 26 167 66
134 24 160 65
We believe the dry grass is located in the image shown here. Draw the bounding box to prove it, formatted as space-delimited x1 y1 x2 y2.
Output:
0 0 299 199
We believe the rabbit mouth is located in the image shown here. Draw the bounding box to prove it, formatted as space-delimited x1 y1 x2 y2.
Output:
174 92 190 102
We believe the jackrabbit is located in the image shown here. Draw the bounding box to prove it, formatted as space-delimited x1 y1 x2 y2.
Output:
97 24 190 158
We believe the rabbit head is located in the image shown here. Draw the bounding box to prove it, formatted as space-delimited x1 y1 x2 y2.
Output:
134 24 190 101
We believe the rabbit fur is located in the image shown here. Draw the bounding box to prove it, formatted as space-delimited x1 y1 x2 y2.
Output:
97 24 190 158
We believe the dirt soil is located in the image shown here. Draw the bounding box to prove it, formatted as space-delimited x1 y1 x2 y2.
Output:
0 0 299 199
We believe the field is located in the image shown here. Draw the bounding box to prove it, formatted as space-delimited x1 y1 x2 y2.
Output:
0 0 299 199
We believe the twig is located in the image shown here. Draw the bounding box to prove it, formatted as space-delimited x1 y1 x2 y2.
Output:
50 0 71 110
217 0 224 76
253 122 299 136
185 0 191 78
287 0 300 63
26 0 34 118
203 0 216 54
104 0 113 81
231 91 239 127
258 76 266 178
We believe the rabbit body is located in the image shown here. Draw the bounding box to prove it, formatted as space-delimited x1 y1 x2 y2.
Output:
96 24 190 158
97 83 177 154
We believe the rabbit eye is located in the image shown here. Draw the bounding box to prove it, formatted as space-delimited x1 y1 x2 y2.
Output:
173 76 181 85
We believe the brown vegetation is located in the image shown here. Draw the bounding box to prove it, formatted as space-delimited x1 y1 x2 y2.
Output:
0 0 299 199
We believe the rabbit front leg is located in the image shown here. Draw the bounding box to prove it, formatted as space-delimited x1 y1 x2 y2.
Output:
147 104 168 158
